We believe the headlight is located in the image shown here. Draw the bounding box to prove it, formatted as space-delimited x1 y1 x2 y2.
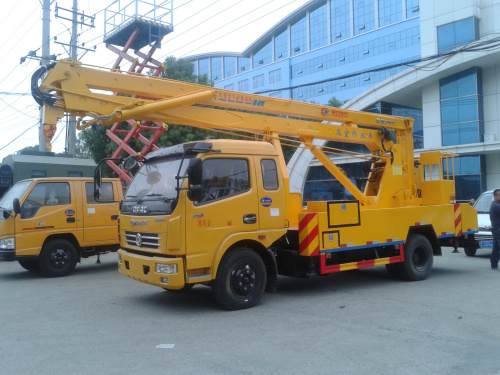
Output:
156 263 177 274
117 254 122 263
0 238 15 250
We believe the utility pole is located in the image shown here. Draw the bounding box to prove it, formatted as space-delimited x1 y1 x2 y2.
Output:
39 0 51 152
54 1 95 156
67 0 78 155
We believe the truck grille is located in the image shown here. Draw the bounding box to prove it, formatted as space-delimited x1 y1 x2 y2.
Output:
125 231 160 249
475 233 493 242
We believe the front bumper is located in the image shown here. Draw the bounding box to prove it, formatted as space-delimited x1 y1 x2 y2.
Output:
0 249 15 261
117 249 186 289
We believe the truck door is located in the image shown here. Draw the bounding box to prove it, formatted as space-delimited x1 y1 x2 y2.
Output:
15 182 76 255
185 157 259 270
82 182 119 243
254 156 286 230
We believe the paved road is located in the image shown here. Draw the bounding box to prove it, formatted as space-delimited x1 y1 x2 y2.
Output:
0 248 499 375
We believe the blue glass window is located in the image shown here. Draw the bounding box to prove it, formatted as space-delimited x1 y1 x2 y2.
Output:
310 3 328 50
274 29 288 60
198 58 209 77
291 16 307 56
365 101 423 149
211 57 222 81
440 67 483 146
331 0 350 41
443 155 485 200
406 0 420 18
193 61 198 76
253 74 264 89
238 79 249 92
224 83 234 90
238 57 250 73
353 0 375 35
379 0 402 27
252 41 272 68
438 17 480 54
224 57 236 79
269 69 281 84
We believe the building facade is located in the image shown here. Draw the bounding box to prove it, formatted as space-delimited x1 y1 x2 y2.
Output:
188 0 500 201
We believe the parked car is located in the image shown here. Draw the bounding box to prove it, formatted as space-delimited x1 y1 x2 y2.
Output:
466 190 495 256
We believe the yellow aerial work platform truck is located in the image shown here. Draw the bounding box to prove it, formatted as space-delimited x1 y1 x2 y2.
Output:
0 177 122 277
34 60 478 309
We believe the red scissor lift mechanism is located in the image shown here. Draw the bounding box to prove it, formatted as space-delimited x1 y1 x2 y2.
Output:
104 22 170 184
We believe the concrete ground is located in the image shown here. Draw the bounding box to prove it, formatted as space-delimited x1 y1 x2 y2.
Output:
0 248 499 375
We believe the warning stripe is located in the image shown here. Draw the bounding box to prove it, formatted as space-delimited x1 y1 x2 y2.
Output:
454 204 462 236
319 244 404 274
298 213 319 256
299 225 319 254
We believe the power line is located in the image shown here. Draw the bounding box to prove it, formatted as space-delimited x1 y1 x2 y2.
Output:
177 0 301 58
0 122 39 151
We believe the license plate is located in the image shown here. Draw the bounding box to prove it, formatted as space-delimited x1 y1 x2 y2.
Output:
479 241 493 248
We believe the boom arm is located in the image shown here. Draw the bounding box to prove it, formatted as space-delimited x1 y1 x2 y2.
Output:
35 59 417 208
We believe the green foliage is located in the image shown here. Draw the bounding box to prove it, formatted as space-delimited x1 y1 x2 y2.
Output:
327 96 344 107
17 145 39 153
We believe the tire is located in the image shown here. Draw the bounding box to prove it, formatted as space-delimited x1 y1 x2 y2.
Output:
464 248 477 257
213 247 267 310
18 259 40 272
397 234 433 281
39 239 78 277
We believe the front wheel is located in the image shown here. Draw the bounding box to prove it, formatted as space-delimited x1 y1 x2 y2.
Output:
39 239 78 277
213 247 267 310
464 248 477 257
397 234 433 281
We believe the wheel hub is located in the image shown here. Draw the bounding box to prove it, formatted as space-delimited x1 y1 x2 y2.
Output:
231 264 256 297
50 249 69 269
412 247 426 271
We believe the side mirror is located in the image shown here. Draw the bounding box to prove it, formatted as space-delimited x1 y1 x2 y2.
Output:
123 155 139 170
94 167 102 201
187 158 203 186
187 186 204 202
13 198 20 215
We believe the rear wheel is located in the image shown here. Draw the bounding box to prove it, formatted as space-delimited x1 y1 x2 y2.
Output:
397 234 433 281
213 247 267 310
18 259 40 272
464 247 477 257
39 239 78 277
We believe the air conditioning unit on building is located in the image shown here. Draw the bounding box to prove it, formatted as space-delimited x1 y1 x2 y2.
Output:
484 134 496 143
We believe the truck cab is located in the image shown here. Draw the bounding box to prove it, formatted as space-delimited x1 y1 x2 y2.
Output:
0 177 123 276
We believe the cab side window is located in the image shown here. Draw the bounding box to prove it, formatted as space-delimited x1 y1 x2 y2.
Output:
86 182 114 203
21 182 71 219
261 159 279 190
196 158 250 204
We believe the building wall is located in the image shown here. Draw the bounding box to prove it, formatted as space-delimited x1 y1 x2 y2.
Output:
188 0 421 105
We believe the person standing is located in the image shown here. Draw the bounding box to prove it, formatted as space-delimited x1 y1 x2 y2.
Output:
489 189 500 269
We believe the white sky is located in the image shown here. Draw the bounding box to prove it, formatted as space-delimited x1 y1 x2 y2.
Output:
0 0 309 160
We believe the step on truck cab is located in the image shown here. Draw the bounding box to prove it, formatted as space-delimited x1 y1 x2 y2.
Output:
0 177 122 277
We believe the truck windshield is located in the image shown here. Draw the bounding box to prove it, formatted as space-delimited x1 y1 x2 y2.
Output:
0 180 33 211
475 191 493 214
125 156 189 202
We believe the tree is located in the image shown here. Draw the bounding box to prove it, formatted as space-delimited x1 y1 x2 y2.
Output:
76 56 214 163
327 96 344 107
